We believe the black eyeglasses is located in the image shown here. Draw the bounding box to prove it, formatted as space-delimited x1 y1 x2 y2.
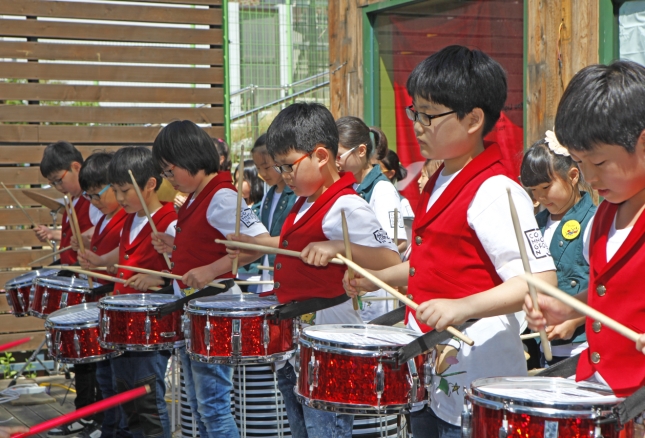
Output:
82 185 110 202
405 106 456 126
160 165 175 179
273 151 314 174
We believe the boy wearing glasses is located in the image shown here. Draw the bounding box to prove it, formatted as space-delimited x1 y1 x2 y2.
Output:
34 141 100 265
227 103 401 438
344 46 557 438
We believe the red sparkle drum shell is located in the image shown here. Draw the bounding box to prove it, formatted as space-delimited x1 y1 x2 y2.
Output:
30 276 98 318
295 324 428 415
4 269 58 317
45 303 122 364
186 294 294 365
464 377 635 438
98 294 184 351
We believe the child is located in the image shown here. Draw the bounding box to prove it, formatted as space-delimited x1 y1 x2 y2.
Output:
151 120 269 438
417 158 442 193
234 159 264 207
227 103 401 438
251 134 298 293
344 46 557 437
524 60 645 397
34 141 100 265
520 134 596 367
213 137 232 171
336 118 406 322
380 149 414 217
80 147 177 438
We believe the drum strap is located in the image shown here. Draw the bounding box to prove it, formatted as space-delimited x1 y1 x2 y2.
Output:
271 294 351 320
397 319 478 363
87 283 114 299
534 353 580 378
368 306 406 326
155 279 236 318
613 386 645 425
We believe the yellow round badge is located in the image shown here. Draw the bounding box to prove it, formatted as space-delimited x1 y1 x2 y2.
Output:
562 220 581 240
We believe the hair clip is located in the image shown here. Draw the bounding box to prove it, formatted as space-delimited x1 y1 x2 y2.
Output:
545 130 570 157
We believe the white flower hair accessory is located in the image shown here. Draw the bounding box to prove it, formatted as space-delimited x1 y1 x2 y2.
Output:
544 130 570 157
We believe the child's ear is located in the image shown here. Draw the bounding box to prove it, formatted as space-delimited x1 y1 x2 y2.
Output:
568 167 580 186
635 129 645 157
314 145 329 167
467 108 485 134
145 176 158 191
358 144 368 159
71 161 82 173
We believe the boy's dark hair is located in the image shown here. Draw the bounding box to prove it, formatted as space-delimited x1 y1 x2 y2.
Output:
79 152 114 191
406 45 507 136
381 149 408 182
251 133 268 155
108 147 162 191
336 117 389 161
555 61 645 152
153 120 219 176
520 139 578 187
266 102 339 157
213 138 231 171
40 141 84 178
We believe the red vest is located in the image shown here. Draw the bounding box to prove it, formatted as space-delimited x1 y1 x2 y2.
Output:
407 143 507 331
89 209 127 284
172 172 236 288
273 173 356 303
576 201 645 396
60 196 93 265
113 202 177 295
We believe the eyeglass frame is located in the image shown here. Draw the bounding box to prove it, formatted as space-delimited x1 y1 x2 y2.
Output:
160 165 175 179
273 150 315 174
49 169 68 187
336 145 359 162
82 185 111 202
405 105 456 126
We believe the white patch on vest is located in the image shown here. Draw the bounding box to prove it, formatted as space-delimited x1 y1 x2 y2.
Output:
373 228 390 244
388 211 403 228
524 228 551 259
240 209 261 228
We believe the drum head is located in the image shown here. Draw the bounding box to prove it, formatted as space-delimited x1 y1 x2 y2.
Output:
6 269 58 289
188 294 280 312
46 302 100 327
300 324 420 352
35 276 96 293
470 377 623 411
100 293 177 308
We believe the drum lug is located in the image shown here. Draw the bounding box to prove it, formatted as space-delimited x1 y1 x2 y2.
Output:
81 295 86 304
73 331 81 357
29 285 35 310
16 293 25 313
499 408 509 438
424 357 433 388
182 314 191 349
204 318 211 356
262 319 270 353
102 315 110 339
55 331 62 355
594 424 603 438
42 289 49 313
308 353 319 392
60 292 68 309
407 359 419 403
231 319 241 355
145 315 151 344
461 397 472 438
45 332 52 351
374 362 385 401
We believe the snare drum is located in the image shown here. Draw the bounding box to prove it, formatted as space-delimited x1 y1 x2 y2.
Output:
98 294 184 351
4 269 58 316
185 294 294 365
45 303 121 364
295 324 428 415
463 377 634 438
30 276 98 318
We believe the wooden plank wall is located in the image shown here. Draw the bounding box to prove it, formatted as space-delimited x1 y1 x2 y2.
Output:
0 0 224 299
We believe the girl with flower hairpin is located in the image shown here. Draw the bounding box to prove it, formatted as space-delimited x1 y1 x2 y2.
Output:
520 131 597 367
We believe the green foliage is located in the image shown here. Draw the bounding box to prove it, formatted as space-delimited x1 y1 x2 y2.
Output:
0 352 36 379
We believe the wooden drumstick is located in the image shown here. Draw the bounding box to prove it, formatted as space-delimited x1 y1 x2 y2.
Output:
64 196 93 288
28 246 72 265
114 264 226 289
215 239 345 265
520 272 642 343
393 208 399 248
335 253 475 346
49 266 159 291
520 332 540 340
127 170 172 270
232 146 245 276
341 210 359 311
235 280 274 286
1 182 54 249
506 187 552 361
257 265 274 271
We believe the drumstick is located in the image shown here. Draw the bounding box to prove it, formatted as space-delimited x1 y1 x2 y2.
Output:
520 332 540 340
127 170 172 270
506 187 552 361
1 182 54 249
28 246 72 265
393 208 399 248
11 385 150 438
214 239 345 265
335 253 475 346
520 272 642 343
257 265 274 271
49 266 160 291
65 196 93 289
0 337 32 353
232 146 245 276
341 210 359 311
114 265 226 289
234 280 274 286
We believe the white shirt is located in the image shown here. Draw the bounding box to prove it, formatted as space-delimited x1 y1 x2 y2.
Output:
543 216 561 247
355 180 406 240
99 214 112 235
400 196 415 219
129 208 177 244
258 189 284 293
64 196 101 226
412 172 555 426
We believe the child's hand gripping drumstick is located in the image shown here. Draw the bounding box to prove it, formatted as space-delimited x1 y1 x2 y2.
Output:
506 187 552 361
127 170 172 270
340 210 360 311
232 146 245 276
335 253 474 346
64 196 93 289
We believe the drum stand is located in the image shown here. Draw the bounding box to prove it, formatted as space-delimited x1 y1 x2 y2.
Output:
7 337 51 387
49 206 62 254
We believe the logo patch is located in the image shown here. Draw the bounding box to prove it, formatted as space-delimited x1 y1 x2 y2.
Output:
562 220 581 240
388 211 404 228
524 228 550 259
373 228 390 244
240 208 261 228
